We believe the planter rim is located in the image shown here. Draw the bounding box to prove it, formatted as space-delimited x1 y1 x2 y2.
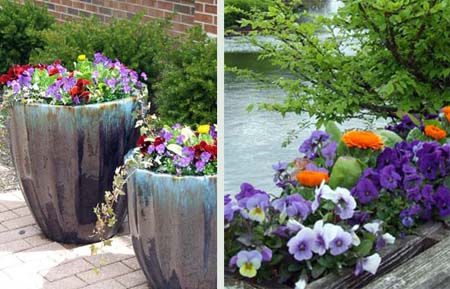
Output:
134 168 217 181
11 96 137 109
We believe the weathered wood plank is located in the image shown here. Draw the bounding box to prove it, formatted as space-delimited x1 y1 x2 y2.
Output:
308 222 445 289
225 222 447 289
225 274 291 289
364 233 450 289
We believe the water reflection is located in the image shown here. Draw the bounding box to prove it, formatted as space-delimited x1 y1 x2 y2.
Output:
224 0 384 194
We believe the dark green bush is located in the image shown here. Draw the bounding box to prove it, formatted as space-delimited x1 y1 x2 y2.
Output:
154 27 216 125
0 0 54 74
31 15 172 95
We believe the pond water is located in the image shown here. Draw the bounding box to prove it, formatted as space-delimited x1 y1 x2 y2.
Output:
224 0 387 194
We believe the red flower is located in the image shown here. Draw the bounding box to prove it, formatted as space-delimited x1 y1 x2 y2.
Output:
70 86 79 97
70 78 92 104
48 68 59 76
153 137 165 147
137 135 152 154
80 91 90 103
0 64 32 84
0 74 9 85
191 140 217 161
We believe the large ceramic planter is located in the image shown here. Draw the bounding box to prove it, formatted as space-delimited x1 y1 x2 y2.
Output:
128 169 217 289
9 98 138 244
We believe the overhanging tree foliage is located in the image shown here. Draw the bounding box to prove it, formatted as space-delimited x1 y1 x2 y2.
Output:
241 0 450 126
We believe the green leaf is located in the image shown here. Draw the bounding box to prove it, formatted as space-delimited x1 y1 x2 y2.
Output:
325 121 341 142
376 130 403 147
424 119 443 129
311 263 326 279
167 144 183 156
354 239 374 256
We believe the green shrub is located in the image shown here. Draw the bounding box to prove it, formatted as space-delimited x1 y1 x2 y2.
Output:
241 0 450 125
0 0 54 74
154 27 217 125
31 15 172 95
225 0 271 31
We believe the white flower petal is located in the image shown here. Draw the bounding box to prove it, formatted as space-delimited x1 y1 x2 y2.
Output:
287 219 304 233
322 223 338 246
313 220 324 232
382 233 396 244
362 253 381 275
295 278 307 289
351 231 361 246
363 221 381 235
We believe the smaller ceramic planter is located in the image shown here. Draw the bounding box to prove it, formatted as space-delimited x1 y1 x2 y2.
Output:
127 169 217 289
9 98 138 244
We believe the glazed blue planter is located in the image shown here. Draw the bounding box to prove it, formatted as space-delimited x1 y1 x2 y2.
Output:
127 169 217 289
9 98 138 244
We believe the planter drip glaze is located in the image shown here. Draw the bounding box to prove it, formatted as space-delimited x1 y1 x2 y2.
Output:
128 169 217 289
9 98 138 243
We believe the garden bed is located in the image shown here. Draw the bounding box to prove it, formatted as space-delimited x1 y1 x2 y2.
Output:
225 222 450 288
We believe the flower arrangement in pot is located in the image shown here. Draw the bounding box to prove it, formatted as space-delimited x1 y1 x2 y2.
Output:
225 106 450 288
1 53 147 244
95 116 217 289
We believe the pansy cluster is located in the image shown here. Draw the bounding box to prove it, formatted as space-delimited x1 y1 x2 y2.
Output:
133 123 217 176
226 108 450 287
353 141 450 231
1 53 146 106
225 179 394 287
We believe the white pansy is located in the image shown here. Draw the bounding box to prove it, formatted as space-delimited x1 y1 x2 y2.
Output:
295 278 307 289
363 220 382 235
382 233 396 244
362 253 382 275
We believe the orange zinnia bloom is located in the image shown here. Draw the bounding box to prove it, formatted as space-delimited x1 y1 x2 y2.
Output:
296 170 329 187
442 106 450 123
424 125 447 140
341 131 384 150
442 106 450 115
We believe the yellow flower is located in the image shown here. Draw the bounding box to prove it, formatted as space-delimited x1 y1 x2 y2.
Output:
197 124 210 134
239 263 257 278
78 54 87 61
248 207 265 223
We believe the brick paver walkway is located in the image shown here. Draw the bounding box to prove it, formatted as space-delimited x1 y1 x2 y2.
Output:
0 189 150 289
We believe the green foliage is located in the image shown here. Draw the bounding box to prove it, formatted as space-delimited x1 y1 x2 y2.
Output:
31 15 171 92
328 156 362 189
240 0 450 126
32 17 215 125
154 27 217 125
0 0 54 74
225 0 272 31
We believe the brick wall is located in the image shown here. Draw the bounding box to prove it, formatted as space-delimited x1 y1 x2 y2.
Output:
34 0 217 35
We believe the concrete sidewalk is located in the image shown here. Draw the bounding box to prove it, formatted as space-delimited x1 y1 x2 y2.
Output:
0 187 150 289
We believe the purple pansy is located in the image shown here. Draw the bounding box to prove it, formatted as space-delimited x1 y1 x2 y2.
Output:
245 193 270 223
433 186 450 218
287 227 315 261
379 165 401 191
322 141 337 168
352 178 379 204
272 161 288 172
329 226 352 256
272 194 312 220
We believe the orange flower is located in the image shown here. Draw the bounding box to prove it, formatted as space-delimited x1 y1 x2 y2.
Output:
443 106 450 123
442 106 450 115
424 125 447 140
296 170 329 187
341 131 383 150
